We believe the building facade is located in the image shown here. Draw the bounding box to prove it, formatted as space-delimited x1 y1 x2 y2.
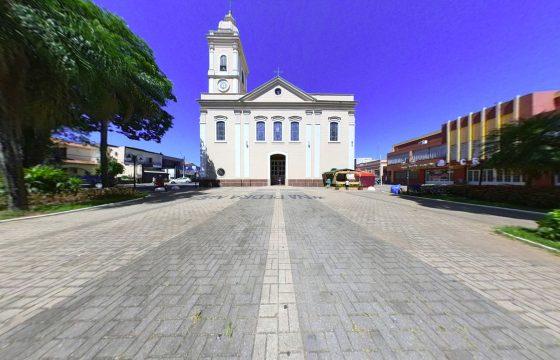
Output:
53 139 100 176
108 145 166 182
356 159 387 184
199 12 357 186
387 91 560 186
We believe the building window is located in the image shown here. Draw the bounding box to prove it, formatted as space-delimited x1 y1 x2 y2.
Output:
242 71 244 85
467 170 480 182
555 174 560 186
449 145 457 161
330 122 339 142
496 169 503 182
256 121 265 141
290 122 299 141
217 168 225 176
220 55 227 71
460 142 468 160
273 121 282 141
481 169 494 182
275 88 282 95
216 121 225 141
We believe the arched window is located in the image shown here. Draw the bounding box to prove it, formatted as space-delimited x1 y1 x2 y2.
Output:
330 122 339 141
273 121 282 141
220 55 227 71
256 121 265 141
216 121 225 141
290 122 299 141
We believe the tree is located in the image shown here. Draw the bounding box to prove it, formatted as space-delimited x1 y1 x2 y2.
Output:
0 0 175 209
62 0 175 188
96 158 124 179
482 111 560 185
0 0 87 210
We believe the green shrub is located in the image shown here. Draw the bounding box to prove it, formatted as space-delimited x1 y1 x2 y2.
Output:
24 165 81 194
0 173 6 210
537 209 560 241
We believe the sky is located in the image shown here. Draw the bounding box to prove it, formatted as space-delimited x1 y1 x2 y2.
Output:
92 0 560 163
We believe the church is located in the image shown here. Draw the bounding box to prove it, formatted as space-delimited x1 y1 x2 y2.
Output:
199 12 357 186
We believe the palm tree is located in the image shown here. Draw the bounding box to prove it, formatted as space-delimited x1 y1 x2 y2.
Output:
482 111 560 185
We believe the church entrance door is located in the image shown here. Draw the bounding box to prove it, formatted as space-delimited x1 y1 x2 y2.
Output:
270 154 286 186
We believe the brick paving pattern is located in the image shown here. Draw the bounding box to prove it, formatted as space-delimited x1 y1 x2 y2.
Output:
0 187 558 359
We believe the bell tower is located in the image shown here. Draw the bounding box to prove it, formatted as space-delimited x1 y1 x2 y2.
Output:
206 11 249 94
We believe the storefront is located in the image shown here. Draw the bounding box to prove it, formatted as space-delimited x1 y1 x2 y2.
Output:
425 169 454 185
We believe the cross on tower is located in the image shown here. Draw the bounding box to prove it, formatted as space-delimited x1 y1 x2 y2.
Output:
274 67 283 77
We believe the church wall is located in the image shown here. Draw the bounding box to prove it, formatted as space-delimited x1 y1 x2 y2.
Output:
320 110 354 171
203 107 353 186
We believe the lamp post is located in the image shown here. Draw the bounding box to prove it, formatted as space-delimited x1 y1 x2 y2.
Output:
126 154 143 189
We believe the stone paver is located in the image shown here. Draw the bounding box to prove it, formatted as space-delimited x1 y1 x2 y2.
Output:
254 190 304 359
0 186 558 359
302 188 560 337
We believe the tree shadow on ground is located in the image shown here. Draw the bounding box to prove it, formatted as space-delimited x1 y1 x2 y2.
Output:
396 194 545 221
105 186 218 208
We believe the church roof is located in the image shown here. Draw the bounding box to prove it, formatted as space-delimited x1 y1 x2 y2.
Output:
217 11 238 34
239 76 317 102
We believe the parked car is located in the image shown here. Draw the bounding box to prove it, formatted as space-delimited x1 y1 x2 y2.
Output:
169 177 192 184
78 175 117 188
78 175 103 188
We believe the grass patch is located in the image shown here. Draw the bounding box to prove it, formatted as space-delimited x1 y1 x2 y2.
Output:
497 226 560 251
410 193 549 213
0 193 146 220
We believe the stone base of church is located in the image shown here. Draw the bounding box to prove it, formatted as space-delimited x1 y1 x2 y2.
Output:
287 179 324 187
218 179 268 187
203 179 324 187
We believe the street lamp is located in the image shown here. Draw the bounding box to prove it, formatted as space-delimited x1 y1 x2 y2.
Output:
126 154 143 188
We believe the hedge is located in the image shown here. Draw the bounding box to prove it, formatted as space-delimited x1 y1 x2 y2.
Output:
408 185 560 210
537 209 560 241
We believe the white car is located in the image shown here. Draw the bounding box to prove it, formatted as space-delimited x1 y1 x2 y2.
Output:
169 177 192 184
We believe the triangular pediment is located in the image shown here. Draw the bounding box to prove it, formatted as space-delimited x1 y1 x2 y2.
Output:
239 77 316 103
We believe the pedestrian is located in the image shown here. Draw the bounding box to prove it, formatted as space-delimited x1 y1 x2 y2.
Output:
326 178 331 189
345 179 350 190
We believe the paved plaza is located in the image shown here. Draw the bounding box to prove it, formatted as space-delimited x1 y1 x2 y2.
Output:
0 187 559 359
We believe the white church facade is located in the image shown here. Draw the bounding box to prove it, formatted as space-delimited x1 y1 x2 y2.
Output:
199 12 357 186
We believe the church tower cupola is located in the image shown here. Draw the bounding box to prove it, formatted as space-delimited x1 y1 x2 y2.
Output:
207 11 249 94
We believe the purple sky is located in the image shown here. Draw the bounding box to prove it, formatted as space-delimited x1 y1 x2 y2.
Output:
93 0 560 163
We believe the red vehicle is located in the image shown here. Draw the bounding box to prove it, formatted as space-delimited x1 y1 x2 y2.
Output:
153 176 167 191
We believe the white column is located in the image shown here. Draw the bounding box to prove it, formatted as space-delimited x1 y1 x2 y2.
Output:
235 111 241 177
305 110 313 178
243 122 250 178
199 111 207 178
208 46 214 73
313 111 321 177
348 111 355 169
232 45 239 75
305 124 312 178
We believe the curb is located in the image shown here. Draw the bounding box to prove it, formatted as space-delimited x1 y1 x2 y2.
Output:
398 194 546 216
0 195 149 224
496 229 560 253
